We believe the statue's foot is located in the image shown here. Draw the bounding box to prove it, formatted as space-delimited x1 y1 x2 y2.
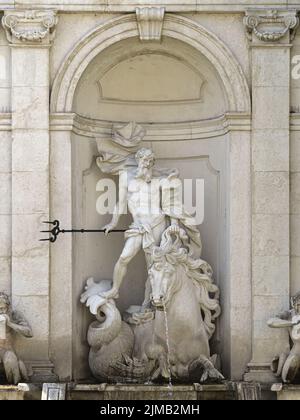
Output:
102 287 119 300
199 365 224 383
141 303 151 313
189 357 224 383
115 355 148 382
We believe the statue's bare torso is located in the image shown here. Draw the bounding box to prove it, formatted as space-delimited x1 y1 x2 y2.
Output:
127 170 164 227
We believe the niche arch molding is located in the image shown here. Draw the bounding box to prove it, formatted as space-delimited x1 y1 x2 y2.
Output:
51 13 251 114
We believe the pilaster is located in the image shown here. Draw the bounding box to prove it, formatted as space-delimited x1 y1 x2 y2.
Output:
2 9 58 381
243 8 299 383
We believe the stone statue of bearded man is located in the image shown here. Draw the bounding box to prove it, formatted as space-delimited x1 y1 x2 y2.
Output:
95 123 202 306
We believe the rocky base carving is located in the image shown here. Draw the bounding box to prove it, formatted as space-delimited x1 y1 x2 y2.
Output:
81 228 223 384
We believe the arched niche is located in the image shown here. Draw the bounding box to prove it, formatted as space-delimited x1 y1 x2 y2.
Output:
51 14 250 114
73 37 226 123
49 13 251 381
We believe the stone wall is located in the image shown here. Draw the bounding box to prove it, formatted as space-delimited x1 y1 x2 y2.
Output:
0 24 11 296
291 33 300 298
0 1 298 383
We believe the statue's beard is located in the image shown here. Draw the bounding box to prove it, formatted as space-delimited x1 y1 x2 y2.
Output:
136 166 153 183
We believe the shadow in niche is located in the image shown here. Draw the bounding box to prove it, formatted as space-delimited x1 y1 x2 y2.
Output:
75 152 225 383
0 372 7 385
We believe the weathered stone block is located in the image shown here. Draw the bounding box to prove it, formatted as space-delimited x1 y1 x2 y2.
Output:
291 256 300 296
12 130 49 172
12 255 49 296
12 214 48 258
253 256 289 296
12 295 49 360
0 87 11 112
12 48 49 88
0 257 11 294
253 214 289 256
291 215 300 257
0 215 11 257
252 87 289 130
0 172 11 214
252 130 289 172
291 172 300 214
252 48 290 88
253 172 289 215
12 86 49 130
12 171 48 215
0 131 11 173
272 384 300 401
291 132 300 173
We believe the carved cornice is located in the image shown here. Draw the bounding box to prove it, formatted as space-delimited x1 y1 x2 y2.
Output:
290 113 300 131
0 113 12 131
244 9 299 43
136 7 165 41
49 112 251 138
2 10 58 45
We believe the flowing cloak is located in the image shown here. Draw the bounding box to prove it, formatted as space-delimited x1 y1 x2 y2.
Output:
160 175 202 259
96 122 202 259
96 122 145 175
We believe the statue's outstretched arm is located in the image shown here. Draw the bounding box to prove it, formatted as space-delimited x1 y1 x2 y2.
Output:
8 311 33 338
102 171 128 234
267 317 294 329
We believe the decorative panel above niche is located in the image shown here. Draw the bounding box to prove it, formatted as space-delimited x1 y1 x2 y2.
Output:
73 37 226 123
97 53 205 105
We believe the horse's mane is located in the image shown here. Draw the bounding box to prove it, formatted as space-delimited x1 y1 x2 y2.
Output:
152 228 221 339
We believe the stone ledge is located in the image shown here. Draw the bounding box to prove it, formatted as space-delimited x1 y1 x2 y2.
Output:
0 383 42 400
68 382 238 401
0 113 11 131
49 112 251 139
291 113 300 131
1 3 299 14
271 383 300 400
0 382 265 400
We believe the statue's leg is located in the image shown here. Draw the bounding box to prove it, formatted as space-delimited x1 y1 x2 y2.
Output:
3 350 21 384
275 352 289 377
189 355 224 383
141 253 152 310
152 219 167 246
104 236 143 299
19 360 29 381
282 354 300 383
142 220 167 309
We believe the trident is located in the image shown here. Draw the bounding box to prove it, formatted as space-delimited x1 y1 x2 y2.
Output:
40 220 125 243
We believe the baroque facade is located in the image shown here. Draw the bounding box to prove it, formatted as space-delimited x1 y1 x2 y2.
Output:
0 0 300 399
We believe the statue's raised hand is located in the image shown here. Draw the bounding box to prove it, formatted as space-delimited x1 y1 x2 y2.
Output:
102 223 115 236
293 314 300 325
168 224 180 235
0 313 10 324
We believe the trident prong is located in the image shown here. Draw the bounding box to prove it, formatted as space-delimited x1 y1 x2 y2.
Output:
39 220 61 243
